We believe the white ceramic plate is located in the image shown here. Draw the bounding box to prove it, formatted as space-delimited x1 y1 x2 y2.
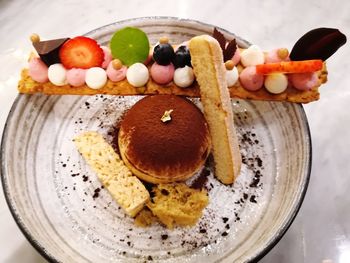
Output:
1 17 311 263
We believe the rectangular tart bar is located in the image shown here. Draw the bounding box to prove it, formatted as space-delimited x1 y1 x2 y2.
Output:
18 64 327 103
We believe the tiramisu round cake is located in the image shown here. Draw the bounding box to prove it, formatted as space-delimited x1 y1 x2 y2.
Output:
118 94 211 184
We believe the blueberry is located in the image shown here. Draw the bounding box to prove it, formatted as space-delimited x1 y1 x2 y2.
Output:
173 46 191 68
153 43 175 65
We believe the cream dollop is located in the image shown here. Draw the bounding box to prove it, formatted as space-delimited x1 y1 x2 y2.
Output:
226 66 239 87
265 48 290 63
264 73 288 94
101 46 113 69
289 72 318 91
144 51 153 65
48 63 67 86
106 61 127 82
150 63 175 85
66 68 86 87
240 45 265 67
239 66 264 91
126 63 149 87
173 66 194 88
28 57 48 83
230 48 241 66
85 67 107 89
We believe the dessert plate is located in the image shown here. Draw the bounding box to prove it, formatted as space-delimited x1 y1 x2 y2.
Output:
1 17 311 262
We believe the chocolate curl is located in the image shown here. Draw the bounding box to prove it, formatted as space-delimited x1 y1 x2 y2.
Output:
290 28 346 61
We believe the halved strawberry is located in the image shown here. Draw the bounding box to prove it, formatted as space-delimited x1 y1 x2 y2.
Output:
256 60 323 75
59 36 104 69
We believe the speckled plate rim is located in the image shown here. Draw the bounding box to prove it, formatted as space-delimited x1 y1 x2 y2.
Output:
0 16 312 263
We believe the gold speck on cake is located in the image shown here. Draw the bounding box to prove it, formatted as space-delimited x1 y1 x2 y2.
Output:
160 109 173 123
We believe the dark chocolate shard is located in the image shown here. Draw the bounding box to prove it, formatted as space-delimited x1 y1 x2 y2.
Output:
33 38 69 66
290 28 346 61
213 28 238 62
224 38 237 62
213 28 226 54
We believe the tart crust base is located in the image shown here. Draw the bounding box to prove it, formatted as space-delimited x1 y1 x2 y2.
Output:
18 65 327 103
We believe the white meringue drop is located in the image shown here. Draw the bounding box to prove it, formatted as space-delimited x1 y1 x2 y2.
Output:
226 66 239 87
264 73 288 94
173 66 194 88
126 63 149 87
240 45 265 67
48 63 67 86
85 67 107 89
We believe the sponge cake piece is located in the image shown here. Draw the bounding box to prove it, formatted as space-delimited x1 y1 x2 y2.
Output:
73 131 149 217
189 35 242 184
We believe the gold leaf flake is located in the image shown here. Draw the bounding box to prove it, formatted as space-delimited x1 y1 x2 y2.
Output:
161 109 174 123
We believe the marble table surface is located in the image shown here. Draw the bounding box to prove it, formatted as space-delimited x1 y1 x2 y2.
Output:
0 0 349 262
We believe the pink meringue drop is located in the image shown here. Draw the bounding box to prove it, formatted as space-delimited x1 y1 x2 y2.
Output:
144 51 153 65
150 63 175 85
101 46 113 69
28 57 48 83
224 42 241 65
66 68 86 87
239 66 264 91
106 61 127 82
289 72 318 91
265 48 290 63
231 48 241 65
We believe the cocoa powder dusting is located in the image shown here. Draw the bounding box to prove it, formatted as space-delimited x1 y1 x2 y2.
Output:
190 167 210 189
109 110 127 155
118 95 210 175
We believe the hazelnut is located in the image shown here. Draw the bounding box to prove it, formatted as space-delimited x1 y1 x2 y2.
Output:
225 60 234 70
112 59 122 70
161 109 173 123
30 33 40 43
277 48 289 60
159 36 169 44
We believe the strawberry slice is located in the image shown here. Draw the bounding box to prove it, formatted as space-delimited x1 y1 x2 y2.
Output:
59 36 104 69
256 60 323 75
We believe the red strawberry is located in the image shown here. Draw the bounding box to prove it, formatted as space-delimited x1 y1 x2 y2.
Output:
256 60 323 75
59 36 104 69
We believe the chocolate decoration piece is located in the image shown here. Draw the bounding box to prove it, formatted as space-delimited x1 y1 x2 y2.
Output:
33 38 69 66
290 28 346 61
224 38 237 62
213 28 238 62
213 28 226 53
